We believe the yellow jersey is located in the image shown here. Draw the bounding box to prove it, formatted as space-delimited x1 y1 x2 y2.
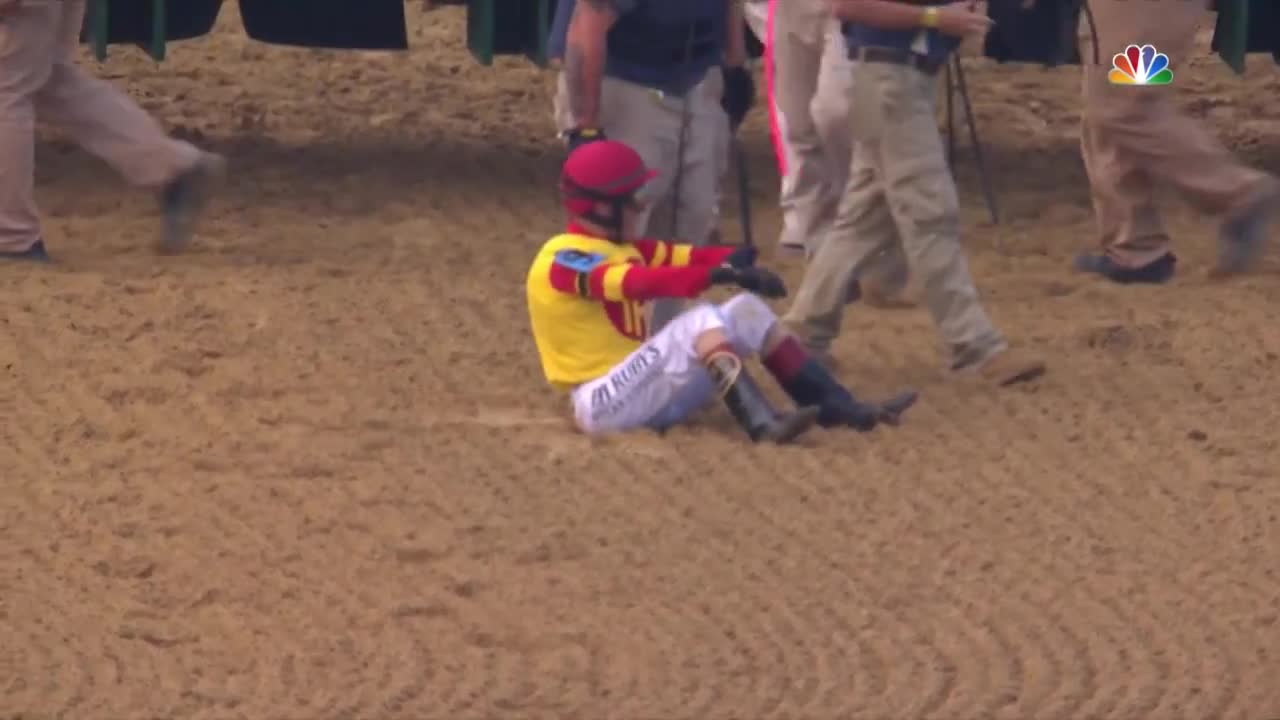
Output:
526 230 737 389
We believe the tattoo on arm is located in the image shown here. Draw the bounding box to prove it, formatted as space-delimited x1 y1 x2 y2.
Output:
565 0 617 129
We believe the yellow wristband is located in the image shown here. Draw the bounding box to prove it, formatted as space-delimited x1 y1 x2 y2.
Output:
922 6 939 28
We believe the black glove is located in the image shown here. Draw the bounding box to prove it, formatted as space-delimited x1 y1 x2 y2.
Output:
721 65 755 131
709 265 786 298
564 126 605 153
722 245 757 269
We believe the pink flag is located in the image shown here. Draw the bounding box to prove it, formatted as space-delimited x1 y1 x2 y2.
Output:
764 0 787 176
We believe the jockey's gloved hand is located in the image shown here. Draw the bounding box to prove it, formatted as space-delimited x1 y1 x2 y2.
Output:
722 245 758 269
709 265 787 299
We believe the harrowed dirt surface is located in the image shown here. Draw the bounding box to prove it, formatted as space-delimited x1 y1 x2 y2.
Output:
3 5 1279 718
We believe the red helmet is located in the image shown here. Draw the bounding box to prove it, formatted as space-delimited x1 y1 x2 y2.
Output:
560 140 656 239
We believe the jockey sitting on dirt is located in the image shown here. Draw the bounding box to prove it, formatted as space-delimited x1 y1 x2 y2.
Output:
525 139 917 443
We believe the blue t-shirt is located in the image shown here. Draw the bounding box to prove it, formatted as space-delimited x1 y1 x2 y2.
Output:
548 0 728 96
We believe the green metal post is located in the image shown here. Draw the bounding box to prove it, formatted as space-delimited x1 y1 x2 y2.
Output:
467 0 495 66
148 0 167 61
92 0 110 61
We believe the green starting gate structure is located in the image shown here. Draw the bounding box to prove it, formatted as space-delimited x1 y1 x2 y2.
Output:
83 0 562 66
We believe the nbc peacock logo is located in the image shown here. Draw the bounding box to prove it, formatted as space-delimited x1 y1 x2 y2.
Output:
1108 44 1173 85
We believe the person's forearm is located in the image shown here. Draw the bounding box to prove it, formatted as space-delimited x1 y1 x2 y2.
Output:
724 0 747 67
830 0 930 28
564 2 615 128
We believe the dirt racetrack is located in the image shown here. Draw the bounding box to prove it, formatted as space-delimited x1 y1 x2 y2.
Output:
3 5 1280 718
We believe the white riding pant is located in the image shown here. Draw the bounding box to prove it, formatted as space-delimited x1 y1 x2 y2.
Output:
571 293 778 434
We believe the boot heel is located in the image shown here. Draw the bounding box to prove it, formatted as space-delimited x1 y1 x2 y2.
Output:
757 406 820 444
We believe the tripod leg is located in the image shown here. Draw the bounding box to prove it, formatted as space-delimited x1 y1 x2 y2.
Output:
953 56 1000 227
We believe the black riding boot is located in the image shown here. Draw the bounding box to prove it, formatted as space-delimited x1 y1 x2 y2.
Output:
706 354 819 444
778 358 882 431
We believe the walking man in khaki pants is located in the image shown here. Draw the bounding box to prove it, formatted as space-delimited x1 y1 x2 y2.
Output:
782 0 1044 386
742 0 911 305
0 0 224 262
1074 0 1280 283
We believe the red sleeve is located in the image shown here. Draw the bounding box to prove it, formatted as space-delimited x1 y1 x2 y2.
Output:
632 239 739 268
688 245 738 266
548 252 711 301
613 265 713 300
631 239 668 266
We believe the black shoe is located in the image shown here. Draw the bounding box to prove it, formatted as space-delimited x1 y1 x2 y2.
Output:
0 240 50 263
158 153 226 254
708 355 819 444
1214 180 1280 277
845 280 862 305
1073 251 1176 284
777 358 917 431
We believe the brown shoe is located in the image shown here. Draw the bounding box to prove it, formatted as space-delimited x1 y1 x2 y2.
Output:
966 346 1046 387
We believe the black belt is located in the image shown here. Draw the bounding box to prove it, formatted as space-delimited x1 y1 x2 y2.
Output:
847 46 945 76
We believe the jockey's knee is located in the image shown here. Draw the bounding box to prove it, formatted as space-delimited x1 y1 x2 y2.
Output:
718 293 778 354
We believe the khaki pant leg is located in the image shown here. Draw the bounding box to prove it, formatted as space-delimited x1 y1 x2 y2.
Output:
39 2 198 188
798 16 859 259
1082 0 1272 263
770 0 828 252
1079 109 1169 265
863 61 1002 362
0 2 60 251
782 140 898 354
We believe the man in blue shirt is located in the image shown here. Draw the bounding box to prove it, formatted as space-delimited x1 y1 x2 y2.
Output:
547 0 755 331
781 0 1045 387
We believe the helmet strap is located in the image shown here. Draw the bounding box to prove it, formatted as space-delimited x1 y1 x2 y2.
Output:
563 178 632 243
